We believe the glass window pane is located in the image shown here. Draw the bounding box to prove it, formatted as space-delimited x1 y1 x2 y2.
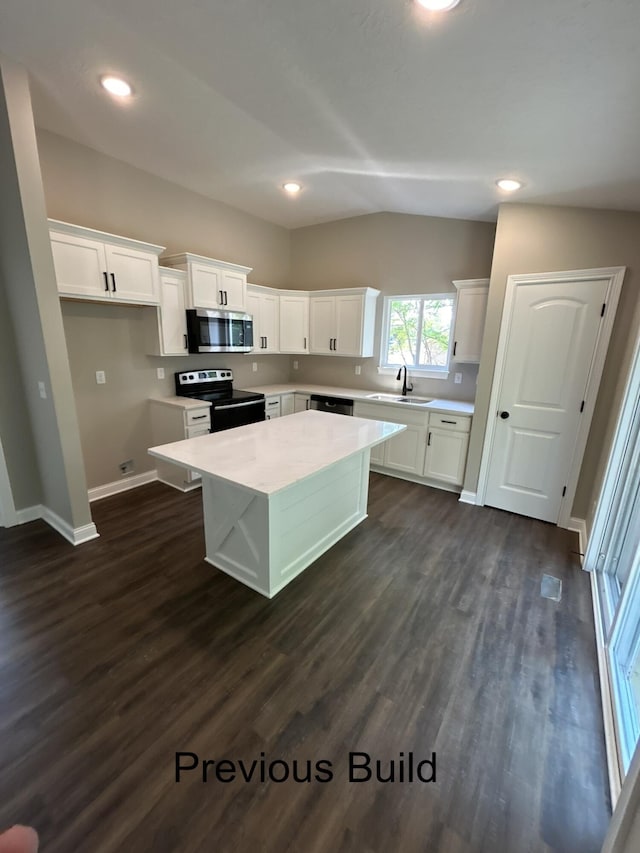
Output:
387 299 420 366
418 299 453 366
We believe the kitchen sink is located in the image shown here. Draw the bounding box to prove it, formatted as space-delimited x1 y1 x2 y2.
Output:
365 393 433 405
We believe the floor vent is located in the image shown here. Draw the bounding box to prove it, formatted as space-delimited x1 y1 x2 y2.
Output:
541 574 562 602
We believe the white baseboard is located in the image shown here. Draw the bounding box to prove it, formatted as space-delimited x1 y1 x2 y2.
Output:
590 571 623 807
568 516 587 564
458 489 478 505
15 504 99 546
88 469 158 502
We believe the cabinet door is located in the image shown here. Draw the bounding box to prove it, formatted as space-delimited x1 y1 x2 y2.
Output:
370 442 385 465
261 293 280 352
335 294 364 356
281 394 295 416
191 263 223 309
384 426 427 475
105 244 160 304
280 296 309 353
158 272 188 355
294 394 310 412
309 296 335 354
265 397 281 419
50 230 109 298
424 428 469 485
246 291 264 350
220 270 246 311
453 287 488 363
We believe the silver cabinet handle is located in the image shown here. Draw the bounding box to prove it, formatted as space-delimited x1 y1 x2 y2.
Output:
216 399 264 410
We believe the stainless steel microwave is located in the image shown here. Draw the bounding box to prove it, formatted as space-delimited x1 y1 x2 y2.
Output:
186 309 254 353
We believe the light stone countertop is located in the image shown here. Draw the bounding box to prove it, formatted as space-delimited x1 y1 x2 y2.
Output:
241 383 475 416
148 410 405 496
149 395 212 410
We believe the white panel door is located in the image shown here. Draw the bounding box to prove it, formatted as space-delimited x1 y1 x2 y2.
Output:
335 294 363 356
484 279 608 522
424 429 469 486
104 244 159 304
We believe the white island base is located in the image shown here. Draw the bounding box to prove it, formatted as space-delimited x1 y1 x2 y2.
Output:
149 410 404 598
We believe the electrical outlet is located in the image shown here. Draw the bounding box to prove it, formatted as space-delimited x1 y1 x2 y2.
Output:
157 367 165 380
355 365 361 375
37 381 47 399
454 372 463 384
96 370 106 385
119 460 134 475
252 362 258 372
293 360 299 370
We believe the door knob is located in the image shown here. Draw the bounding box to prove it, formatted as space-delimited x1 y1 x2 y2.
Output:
500 411 510 419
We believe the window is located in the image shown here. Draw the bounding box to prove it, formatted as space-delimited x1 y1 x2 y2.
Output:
380 294 455 375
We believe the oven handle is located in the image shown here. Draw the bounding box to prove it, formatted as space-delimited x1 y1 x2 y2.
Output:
215 399 264 411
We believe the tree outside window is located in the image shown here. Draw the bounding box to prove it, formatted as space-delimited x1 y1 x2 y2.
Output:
383 295 454 370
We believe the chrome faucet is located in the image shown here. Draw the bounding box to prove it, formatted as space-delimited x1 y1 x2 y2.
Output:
396 366 413 396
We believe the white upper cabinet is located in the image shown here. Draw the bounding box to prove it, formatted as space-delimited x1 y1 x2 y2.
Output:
309 288 379 356
452 279 489 363
247 284 280 353
146 268 189 357
161 252 252 312
49 220 164 305
279 291 309 354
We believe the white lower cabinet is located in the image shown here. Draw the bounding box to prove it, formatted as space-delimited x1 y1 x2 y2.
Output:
294 393 310 413
281 394 295 416
150 399 211 491
353 401 471 490
265 397 281 419
383 424 428 475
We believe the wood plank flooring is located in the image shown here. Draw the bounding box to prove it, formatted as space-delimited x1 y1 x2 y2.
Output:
0 476 609 852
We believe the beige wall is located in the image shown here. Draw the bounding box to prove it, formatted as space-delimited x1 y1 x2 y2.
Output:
0 58 91 528
465 203 640 530
36 130 293 489
289 212 496 400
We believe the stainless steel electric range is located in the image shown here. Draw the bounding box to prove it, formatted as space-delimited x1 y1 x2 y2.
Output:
175 369 265 432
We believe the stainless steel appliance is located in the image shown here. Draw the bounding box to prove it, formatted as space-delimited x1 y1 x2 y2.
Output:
186 308 254 353
175 369 265 432
309 394 354 416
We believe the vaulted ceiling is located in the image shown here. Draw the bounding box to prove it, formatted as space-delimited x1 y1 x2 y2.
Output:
1 0 639 228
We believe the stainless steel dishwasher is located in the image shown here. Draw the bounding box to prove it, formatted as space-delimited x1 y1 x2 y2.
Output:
309 394 354 416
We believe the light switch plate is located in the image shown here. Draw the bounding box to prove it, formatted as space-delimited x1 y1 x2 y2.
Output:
38 381 47 399
454 372 463 384
96 370 106 385
355 365 362 375
157 367 165 380
293 360 299 370
252 362 258 372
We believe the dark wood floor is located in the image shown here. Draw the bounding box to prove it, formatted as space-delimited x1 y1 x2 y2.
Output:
0 475 609 852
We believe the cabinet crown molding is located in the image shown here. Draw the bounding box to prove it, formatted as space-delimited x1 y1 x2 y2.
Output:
452 278 489 291
161 252 252 275
48 219 165 255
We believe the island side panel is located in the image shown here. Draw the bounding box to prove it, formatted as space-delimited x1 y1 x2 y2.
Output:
201 476 272 596
268 448 371 596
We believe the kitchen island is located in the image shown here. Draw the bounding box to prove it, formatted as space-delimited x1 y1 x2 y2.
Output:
149 410 405 597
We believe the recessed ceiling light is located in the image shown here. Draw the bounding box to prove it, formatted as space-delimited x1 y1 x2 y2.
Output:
416 0 461 10
283 182 302 194
100 75 133 97
496 178 523 192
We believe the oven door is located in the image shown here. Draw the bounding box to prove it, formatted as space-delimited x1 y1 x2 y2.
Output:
211 398 266 432
186 309 253 353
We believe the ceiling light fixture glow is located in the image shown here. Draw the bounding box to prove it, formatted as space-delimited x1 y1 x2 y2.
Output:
416 0 461 11
496 178 523 192
283 182 302 194
100 75 133 97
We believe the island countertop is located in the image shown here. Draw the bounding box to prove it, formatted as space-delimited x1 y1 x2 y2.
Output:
148 409 405 497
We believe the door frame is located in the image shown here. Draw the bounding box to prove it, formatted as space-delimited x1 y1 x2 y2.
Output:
476 266 625 529
0 435 17 527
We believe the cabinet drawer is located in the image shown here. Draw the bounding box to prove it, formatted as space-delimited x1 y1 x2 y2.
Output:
185 408 211 427
186 425 210 439
428 413 471 433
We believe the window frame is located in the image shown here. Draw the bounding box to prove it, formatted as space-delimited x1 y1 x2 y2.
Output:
378 292 455 379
